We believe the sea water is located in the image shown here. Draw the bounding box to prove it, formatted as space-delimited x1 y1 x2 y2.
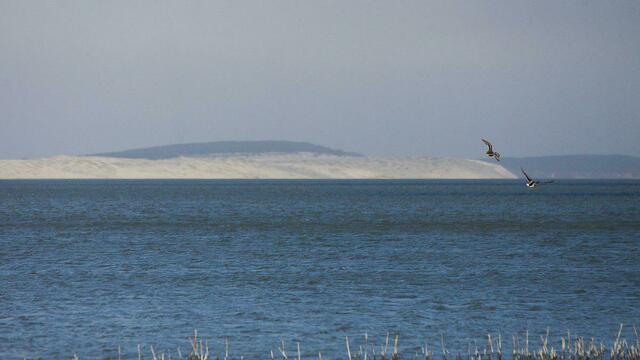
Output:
1 180 639 359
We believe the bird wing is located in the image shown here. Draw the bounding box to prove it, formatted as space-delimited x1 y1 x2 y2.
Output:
521 168 532 182
481 139 493 151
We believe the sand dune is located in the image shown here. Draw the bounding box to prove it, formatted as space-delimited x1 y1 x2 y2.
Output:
0 153 516 179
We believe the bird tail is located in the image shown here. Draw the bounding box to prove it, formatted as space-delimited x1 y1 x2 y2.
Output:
494 152 501 161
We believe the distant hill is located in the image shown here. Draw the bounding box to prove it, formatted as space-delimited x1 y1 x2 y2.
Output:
491 155 640 179
89 141 362 159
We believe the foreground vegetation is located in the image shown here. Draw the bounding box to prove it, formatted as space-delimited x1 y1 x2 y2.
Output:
69 325 640 360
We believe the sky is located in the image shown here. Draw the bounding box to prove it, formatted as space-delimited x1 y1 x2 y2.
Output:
1 1 639 159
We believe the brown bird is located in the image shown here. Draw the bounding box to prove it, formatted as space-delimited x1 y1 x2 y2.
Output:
481 139 501 161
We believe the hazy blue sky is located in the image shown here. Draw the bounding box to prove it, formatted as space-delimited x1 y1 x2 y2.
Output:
1 1 639 159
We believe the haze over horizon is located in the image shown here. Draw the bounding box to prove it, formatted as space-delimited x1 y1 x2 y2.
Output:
1 1 640 159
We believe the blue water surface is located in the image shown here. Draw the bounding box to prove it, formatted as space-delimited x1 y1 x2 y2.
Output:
1 180 639 359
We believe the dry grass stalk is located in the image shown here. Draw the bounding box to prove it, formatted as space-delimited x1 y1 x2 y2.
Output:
63 326 640 360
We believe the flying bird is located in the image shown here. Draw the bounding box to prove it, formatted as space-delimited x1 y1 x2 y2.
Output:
521 168 554 188
481 139 501 161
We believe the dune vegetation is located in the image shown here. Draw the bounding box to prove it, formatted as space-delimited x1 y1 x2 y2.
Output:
69 326 640 360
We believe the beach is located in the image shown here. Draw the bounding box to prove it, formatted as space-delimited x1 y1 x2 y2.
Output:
0 154 516 179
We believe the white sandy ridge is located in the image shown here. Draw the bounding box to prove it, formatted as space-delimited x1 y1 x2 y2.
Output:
0 153 516 179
